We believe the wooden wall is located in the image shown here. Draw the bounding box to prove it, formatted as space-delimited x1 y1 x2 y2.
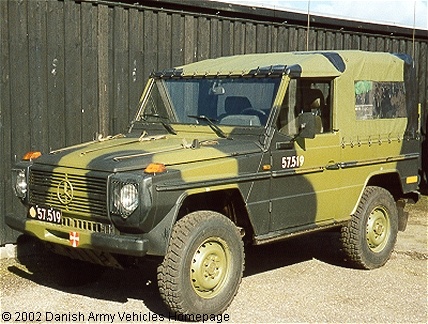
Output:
1 0 427 244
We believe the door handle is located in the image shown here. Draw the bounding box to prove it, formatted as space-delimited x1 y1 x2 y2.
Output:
276 142 293 150
325 162 340 170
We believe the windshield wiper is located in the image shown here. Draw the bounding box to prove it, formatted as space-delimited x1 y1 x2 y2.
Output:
187 115 231 139
142 113 177 135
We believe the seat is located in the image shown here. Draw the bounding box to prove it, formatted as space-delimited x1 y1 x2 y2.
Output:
224 96 252 115
303 88 325 112
219 96 255 125
302 88 324 133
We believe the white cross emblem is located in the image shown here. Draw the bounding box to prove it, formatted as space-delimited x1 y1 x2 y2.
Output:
69 231 79 247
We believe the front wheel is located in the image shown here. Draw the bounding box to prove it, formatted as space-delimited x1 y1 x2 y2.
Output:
341 186 398 269
158 211 244 315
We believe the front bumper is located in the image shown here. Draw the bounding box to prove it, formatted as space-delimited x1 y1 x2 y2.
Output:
5 214 149 257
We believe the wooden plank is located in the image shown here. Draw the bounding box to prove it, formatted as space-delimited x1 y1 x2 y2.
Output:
384 38 392 52
81 1 99 140
0 0 15 244
306 28 318 51
184 14 195 64
360 34 369 50
334 32 344 50
64 0 82 145
8 0 30 159
28 0 48 152
297 27 307 51
171 13 185 67
398 39 408 54
343 33 352 50
221 20 233 56
3 0 31 244
277 26 288 52
325 31 335 50
113 6 129 134
405 39 413 56
256 24 268 53
97 4 110 137
269 25 277 52
287 27 298 51
209 18 221 58
128 7 145 120
157 11 171 70
376 37 385 51
316 29 326 50
46 0 65 151
233 21 245 55
420 42 428 134
245 22 256 54
144 10 158 74
390 38 400 53
197 16 210 61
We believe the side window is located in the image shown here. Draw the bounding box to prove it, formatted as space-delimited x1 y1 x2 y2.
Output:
278 79 332 135
355 81 407 120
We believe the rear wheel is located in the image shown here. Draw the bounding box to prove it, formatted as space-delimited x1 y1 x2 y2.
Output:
158 211 244 315
341 186 398 269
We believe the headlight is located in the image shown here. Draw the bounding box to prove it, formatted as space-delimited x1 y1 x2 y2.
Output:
112 182 139 218
109 174 153 229
120 184 139 215
13 169 28 199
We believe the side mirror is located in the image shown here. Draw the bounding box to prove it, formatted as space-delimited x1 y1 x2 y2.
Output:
297 112 317 139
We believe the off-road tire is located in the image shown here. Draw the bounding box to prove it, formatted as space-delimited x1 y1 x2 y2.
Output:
341 186 398 269
158 211 244 315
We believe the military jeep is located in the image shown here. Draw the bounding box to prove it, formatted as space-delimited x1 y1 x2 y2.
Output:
8 51 420 315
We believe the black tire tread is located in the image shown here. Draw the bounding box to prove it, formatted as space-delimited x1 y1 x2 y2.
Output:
158 211 244 315
341 186 398 269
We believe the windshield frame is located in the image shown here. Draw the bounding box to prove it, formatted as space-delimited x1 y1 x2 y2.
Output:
132 76 283 130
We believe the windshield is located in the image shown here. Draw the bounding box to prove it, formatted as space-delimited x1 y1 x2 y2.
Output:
137 77 281 128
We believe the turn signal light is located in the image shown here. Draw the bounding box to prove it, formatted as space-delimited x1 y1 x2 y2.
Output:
22 151 42 161
144 163 166 174
406 175 418 184
262 164 271 171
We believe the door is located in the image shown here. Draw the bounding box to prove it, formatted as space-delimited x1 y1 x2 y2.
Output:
269 78 342 232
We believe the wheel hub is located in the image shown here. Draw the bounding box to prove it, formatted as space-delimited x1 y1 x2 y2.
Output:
366 207 390 252
204 255 220 279
190 239 230 298
374 223 384 235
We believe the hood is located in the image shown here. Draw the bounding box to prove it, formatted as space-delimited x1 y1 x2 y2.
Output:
34 133 262 173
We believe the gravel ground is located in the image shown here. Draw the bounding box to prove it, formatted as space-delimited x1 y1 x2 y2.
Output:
1 196 427 323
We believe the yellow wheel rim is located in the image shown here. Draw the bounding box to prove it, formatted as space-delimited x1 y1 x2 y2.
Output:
190 238 231 299
366 206 390 253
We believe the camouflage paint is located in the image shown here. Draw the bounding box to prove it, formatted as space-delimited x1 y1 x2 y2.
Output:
7 51 420 260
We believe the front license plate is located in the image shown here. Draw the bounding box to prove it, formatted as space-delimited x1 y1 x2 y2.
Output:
28 205 62 224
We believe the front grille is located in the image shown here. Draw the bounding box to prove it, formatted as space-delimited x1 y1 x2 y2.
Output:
29 167 108 221
62 216 114 234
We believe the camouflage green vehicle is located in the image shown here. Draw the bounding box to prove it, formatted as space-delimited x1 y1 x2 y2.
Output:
8 51 421 316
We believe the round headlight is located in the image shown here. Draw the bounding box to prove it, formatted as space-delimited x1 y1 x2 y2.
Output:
120 183 139 217
15 169 28 198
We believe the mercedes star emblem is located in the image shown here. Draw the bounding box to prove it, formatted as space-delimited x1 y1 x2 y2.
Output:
57 179 74 205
